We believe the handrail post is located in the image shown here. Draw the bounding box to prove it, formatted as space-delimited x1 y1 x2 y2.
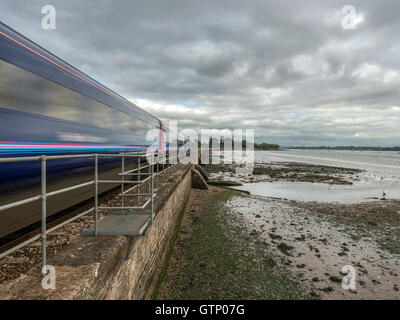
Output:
121 155 125 212
156 153 159 189
41 156 47 274
148 155 151 196
137 156 141 205
94 154 99 236
41 155 47 273
165 153 167 180
151 156 154 222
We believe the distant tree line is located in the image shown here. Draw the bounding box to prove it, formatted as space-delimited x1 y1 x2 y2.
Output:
197 138 279 150
254 142 280 150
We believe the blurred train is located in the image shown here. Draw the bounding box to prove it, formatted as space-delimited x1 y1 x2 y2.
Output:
0 22 176 238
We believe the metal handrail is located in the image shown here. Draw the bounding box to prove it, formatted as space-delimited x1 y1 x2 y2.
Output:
0 181 95 212
0 150 178 272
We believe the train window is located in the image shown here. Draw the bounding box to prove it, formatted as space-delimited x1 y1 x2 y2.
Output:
0 59 152 135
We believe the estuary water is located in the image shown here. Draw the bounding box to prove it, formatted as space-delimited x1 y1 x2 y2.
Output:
234 149 400 203
255 149 400 173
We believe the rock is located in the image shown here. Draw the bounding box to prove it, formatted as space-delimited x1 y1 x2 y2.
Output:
269 233 282 240
329 276 342 283
309 290 320 298
191 168 209 190
277 242 294 256
2 256 26 264
194 164 209 181
295 235 306 241
207 180 243 186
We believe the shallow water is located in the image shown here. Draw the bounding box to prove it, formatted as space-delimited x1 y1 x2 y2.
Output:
227 150 400 203
232 180 400 203
256 149 400 173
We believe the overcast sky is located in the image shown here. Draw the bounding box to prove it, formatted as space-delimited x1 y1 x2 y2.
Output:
1 0 400 146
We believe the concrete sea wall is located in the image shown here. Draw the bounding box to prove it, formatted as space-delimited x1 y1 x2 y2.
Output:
1 165 192 300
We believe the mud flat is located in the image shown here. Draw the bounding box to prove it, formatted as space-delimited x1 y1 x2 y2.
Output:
205 162 362 185
227 195 399 299
209 161 400 299
157 162 399 299
157 187 303 299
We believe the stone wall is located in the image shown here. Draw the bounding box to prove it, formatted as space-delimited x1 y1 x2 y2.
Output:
102 165 192 300
1 165 192 300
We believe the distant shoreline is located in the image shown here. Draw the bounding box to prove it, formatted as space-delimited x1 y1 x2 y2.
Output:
254 148 281 151
285 147 400 151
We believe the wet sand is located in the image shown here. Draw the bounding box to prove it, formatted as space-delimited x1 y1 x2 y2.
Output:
156 160 399 299
227 195 399 299
204 161 400 299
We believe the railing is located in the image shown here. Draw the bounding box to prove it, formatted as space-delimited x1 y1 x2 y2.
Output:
0 150 179 273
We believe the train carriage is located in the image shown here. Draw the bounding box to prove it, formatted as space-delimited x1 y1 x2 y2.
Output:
0 22 167 238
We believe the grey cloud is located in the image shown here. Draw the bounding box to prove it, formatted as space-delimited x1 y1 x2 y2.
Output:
0 0 399 146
